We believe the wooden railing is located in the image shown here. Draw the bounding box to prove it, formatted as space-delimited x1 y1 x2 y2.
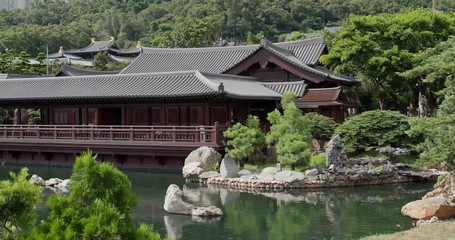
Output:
0 124 225 145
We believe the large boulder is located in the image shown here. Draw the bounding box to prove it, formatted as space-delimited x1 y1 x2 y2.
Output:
164 184 196 215
325 135 348 168
29 174 45 186
220 157 238 178
191 206 223 216
164 184 223 216
45 178 63 187
182 162 204 181
184 146 222 172
401 196 455 220
274 171 305 183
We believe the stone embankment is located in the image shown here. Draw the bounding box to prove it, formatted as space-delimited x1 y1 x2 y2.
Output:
182 138 443 192
204 160 442 191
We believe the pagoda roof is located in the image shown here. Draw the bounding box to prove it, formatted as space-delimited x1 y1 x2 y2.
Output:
121 37 358 86
295 86 344 108
0 71 306 105
122 37 325 74
66 40 116 54
58 64 121 76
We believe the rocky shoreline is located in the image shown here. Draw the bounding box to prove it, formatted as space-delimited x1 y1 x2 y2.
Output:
182 139 444 193
202 160 441 191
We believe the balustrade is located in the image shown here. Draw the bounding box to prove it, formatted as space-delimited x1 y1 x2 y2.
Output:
0 124 224 145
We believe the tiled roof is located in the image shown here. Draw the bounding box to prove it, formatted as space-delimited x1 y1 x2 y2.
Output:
0 71 282 104
121 37 325 74
59 64 121 76
295 86 344 108
299 86 341 102
261 81 306 97
66 41 115 54
295 101 344 108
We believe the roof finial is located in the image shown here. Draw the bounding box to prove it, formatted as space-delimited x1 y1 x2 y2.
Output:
91 37 96 43
136 41 142 48
260 38 268 47
218 82 225 93
58 46 64 54
110 36 115 42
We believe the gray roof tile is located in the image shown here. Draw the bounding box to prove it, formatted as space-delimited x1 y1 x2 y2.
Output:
121 37 325 74
0 71 282 104
66 41 115 54
261 81 306 97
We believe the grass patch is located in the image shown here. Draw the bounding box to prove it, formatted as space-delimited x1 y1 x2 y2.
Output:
244 153 326 171
361 221 455 240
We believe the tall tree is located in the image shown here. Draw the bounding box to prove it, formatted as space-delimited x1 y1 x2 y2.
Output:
320 10 455 111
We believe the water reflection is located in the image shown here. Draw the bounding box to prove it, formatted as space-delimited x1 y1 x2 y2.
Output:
164 214 222 240
0 166 433 240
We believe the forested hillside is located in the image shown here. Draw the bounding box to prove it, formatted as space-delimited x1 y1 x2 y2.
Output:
1 0 454 56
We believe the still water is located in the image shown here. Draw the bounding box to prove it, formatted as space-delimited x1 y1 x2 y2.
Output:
0 165 432 240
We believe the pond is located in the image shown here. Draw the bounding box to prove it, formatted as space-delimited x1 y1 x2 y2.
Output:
0 165 432 240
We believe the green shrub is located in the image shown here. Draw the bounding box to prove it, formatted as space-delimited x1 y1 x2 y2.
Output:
303 112 339 141
408 115 455 170
0 168 42 239
309 153 326 168
224 115 266 166
267 92 312 169
335 110 410 153
29 151 162 240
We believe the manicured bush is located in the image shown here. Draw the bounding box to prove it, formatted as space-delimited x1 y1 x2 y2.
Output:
0 168 42 239
335 110 410 153
267 92 312 169
408 115 455 170
29 151 161 240
308 153 326 168
303 112 339 141
224 115 266 166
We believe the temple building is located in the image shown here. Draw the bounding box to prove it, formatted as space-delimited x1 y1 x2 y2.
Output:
47 37 142 68
0 37 358 169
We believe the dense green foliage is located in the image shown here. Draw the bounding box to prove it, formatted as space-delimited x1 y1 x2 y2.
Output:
302 112 339 141
28 151 161 240
93 51 109 71
267 93 311 169
0 168 42 239
0 50 46 74
405 40 455 170
320 10 455 112
335 110 410 153
224 115 266 166
0 0 454 55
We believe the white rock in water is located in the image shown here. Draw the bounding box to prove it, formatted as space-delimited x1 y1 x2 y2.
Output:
164 184 195 215
164 184 223 216
45 178 63 187
29 174 45 186
191 206 223 216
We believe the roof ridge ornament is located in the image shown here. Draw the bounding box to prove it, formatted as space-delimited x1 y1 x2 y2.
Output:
218 82 225 93
260 38 269 47
91 37 96 43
